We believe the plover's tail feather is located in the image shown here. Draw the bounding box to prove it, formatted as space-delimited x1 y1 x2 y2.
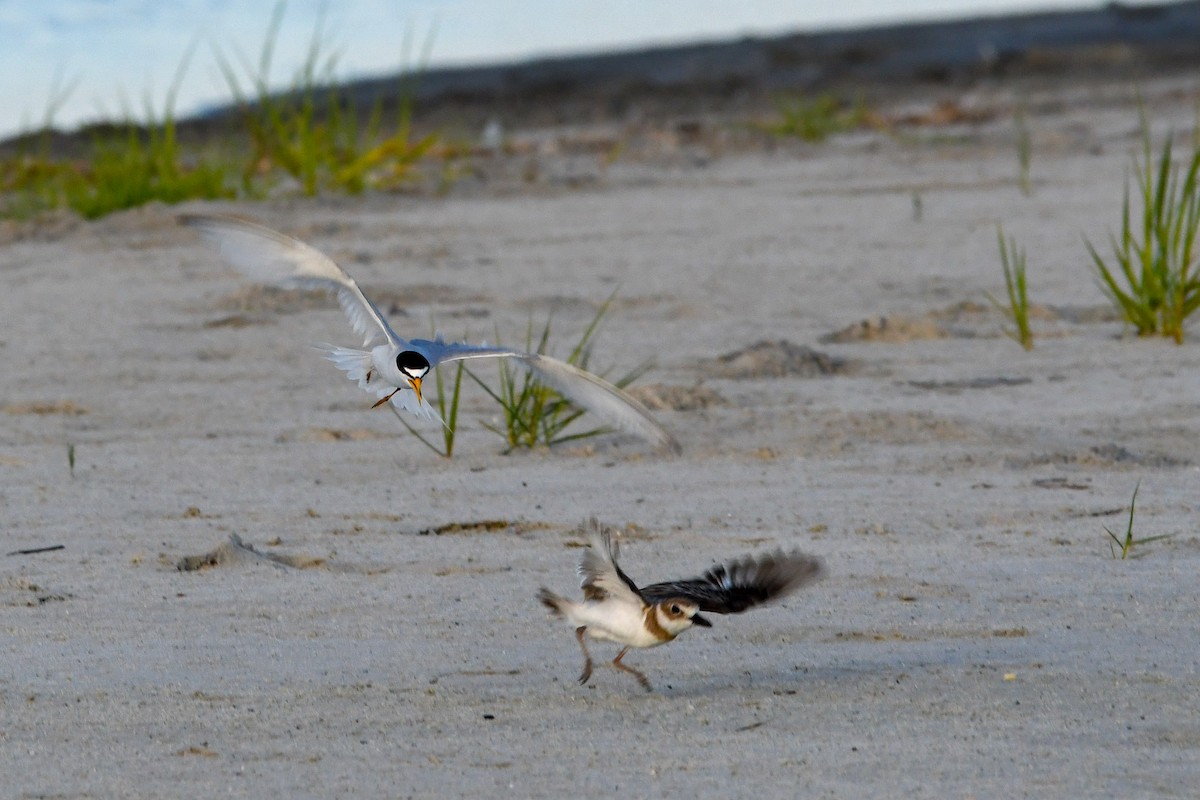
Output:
538 588 568 617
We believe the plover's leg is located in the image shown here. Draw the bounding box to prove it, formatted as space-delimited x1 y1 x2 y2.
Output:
575 627 594 685
611 647 652 692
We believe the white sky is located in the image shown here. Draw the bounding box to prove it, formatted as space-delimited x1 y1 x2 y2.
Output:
0 0 1163 139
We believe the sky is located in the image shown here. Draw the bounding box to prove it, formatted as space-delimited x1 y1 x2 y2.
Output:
0 0 1167 140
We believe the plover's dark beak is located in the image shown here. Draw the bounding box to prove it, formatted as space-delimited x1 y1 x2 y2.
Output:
691 613 712 628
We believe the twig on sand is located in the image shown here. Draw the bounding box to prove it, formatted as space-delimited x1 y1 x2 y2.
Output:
6 544 65 556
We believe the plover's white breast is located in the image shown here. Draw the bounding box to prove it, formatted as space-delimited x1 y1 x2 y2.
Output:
575 601 665 648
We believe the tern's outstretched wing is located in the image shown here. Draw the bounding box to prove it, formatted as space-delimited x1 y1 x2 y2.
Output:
575 519 644 606
518 354 679 453
415 339 679 453
639 549 823 614
180 214 401 349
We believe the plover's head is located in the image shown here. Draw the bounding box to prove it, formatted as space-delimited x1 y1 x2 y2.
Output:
654 598 711 636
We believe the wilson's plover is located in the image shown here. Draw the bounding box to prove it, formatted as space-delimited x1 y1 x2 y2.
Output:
539 519 823 690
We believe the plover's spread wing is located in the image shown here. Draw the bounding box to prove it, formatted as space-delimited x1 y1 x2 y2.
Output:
576 519 644 606
180 214 402 349
639 549 823 614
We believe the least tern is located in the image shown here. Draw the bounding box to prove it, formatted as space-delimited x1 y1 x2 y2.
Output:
538 519 823 691
180 214 677 451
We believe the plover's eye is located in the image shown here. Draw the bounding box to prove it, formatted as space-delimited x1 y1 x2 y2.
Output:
670 604 681 615
396 350 430 378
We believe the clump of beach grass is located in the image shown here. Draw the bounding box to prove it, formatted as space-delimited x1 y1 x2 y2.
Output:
1105 482 1173 559
1085 112 1200 343
2 45 235 219
986 225 1034 350
1 2 445 219
467 295 650 452
68 80 234 217
762 93 868 143
214 1 440 197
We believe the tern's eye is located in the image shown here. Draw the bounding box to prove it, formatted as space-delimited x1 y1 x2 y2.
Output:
670 604 681 615
396 350 430 377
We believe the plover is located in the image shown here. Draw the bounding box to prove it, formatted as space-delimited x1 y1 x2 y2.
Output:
539 519 823 690
180 214 678 452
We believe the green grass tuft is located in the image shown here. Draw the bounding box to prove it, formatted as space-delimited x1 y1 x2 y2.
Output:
214 1 440 197
762 94 867 143
3 44 234 219
1 3 445 219
1085 111 1200 343
67 120 233 219
466 294 650 452
1105 481 1173 559
986 225 1034 350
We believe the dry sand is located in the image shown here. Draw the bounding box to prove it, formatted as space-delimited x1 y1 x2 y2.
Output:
2 75 1199 798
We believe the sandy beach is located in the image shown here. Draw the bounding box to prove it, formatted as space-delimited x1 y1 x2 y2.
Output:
3 60 1200 798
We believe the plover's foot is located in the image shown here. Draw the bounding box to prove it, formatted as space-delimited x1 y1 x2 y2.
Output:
612 647 652 692
575 626 594 685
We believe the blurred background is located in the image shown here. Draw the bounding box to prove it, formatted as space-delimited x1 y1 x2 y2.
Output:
0 0 1172 140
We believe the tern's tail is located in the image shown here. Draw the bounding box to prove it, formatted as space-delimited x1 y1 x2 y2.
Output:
321 345 377 394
